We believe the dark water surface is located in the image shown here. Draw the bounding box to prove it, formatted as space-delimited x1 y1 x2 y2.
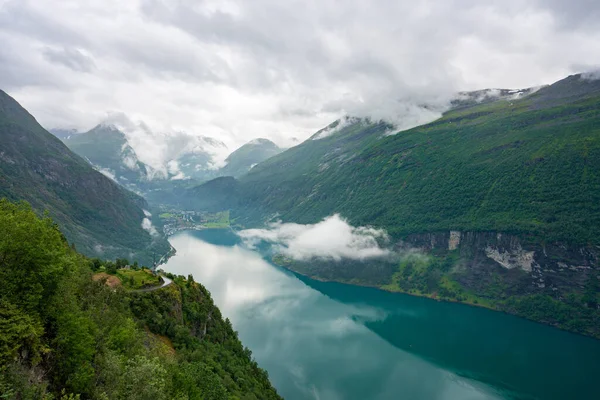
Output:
163 229 600 400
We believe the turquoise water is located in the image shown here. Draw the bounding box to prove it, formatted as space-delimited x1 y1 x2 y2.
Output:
163 229 600 400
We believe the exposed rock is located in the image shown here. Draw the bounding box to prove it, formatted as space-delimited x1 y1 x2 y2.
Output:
448 231 461 250
484 245 535 272
399 230 598 298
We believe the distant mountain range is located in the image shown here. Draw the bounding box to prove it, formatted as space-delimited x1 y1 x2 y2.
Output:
0 90 170 265
51 125 282 197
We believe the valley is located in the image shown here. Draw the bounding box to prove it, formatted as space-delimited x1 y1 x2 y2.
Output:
2 2 600 399
2 62 599 400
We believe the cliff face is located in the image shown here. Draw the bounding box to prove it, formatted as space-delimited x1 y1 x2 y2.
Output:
399 231 598 299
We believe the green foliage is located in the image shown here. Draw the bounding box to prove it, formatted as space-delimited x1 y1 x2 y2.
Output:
116 268 160 290
0 300 45 367
0 200 280 399
235 87 600 245
129 275 279 399
219 138 282 178
504 294 600 337
204 211 231 228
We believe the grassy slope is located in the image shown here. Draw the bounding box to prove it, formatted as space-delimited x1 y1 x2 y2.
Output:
239 75 600 245
220 139 282 178
0 90 170 265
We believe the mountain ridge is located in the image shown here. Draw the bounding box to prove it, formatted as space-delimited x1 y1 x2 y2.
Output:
0 89 170 265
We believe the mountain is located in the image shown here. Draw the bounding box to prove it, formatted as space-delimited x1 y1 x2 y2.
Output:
219 138 282 178
184 74 600 337
63 124 150 188
58 125 228 198
0 90 170 265
214 75 600 242
450 86 541 109
49 127 80 140
0 201 280 399
175 135 228 181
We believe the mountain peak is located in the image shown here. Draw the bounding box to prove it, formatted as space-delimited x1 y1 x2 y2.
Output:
247 138 278 147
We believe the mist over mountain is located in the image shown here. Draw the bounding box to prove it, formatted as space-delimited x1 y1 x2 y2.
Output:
219 138 282 177
0 90 170 265
3 1 600 399
48 127 80 140
176 72 600 338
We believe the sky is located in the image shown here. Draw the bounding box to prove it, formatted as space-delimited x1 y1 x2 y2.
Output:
1 0 600 153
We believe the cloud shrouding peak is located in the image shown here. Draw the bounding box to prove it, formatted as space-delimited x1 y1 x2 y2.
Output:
1 0 599 149
237 214 391 261
100 112 228 179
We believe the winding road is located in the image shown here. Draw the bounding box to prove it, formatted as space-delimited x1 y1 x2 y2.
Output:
133 275 173 292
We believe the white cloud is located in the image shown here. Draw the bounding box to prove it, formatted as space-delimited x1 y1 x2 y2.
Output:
141 217 159 236
1 0 600 150
582 68 600 81
97 167 116 181
311 116 360 140
100 113 228 178
237 214 391 261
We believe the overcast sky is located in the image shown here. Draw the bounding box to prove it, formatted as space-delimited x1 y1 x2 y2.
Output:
1 0 599 150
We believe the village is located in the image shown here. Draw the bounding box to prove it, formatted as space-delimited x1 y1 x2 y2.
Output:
158 209 231 236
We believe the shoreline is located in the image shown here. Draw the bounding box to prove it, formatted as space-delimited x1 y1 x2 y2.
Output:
272 261 600 341
165 228 599 340
273 261 498 311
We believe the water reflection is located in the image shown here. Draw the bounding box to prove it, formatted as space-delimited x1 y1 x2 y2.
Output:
298 275 600 400
164 230 503 400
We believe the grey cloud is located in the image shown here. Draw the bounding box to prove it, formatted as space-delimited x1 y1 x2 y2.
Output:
0 0 87 46
535 0 600 28
42 47 95 72
1 0 599 149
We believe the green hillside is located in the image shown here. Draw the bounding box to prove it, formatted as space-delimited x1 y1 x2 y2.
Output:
0 200 280 399
0 90 170 265
219 138 282 178
226 74 600 245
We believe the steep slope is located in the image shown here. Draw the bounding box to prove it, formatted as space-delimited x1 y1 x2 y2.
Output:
0 90 170 265
219 138 282 177
0 201 280 399
64 124 149 187
238 74 600 243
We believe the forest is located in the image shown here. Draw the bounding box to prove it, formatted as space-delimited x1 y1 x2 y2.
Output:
0 199 280 400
